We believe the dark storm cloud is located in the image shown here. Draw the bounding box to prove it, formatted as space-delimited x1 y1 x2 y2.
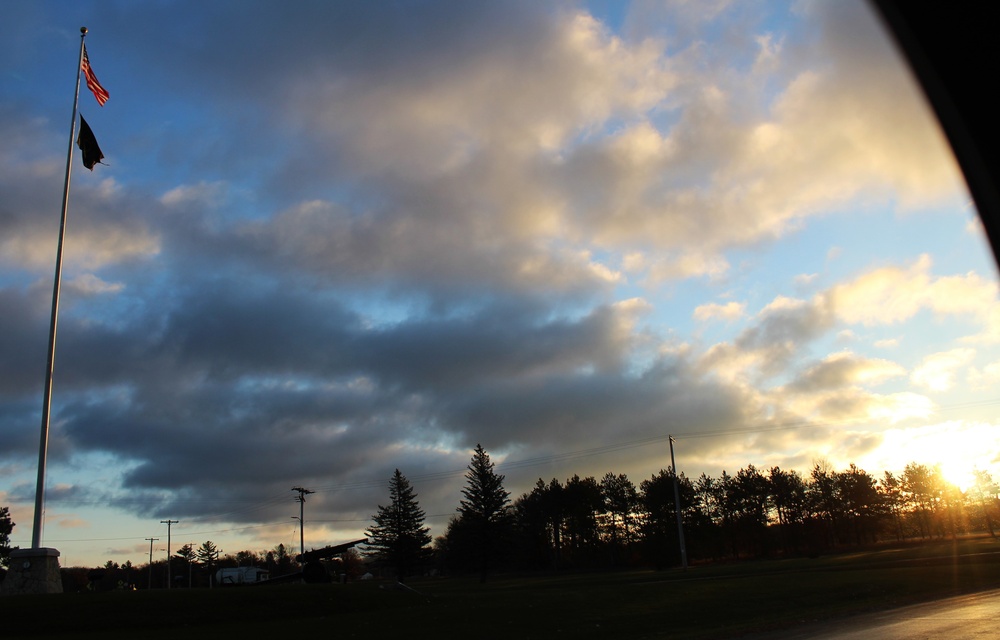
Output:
0 286 51 395
355 302 634 391
444 357 752 451
0 263 682 522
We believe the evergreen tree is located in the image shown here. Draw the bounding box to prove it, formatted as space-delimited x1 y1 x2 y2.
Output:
0 506 14 568
174 544 196 588
272 543 292 575
175 543 195 564
457 444 512 581
196 540 220 585
366 469 431 581
601 472 639 557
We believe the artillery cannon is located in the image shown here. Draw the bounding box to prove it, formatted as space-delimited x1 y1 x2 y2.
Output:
294 538 368 583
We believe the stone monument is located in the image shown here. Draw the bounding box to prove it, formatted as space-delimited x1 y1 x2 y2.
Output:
0 548 63 595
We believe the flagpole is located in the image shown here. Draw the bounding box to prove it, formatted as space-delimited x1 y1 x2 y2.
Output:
31 26 88 550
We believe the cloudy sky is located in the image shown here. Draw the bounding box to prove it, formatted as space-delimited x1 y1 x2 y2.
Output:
3 0 999 567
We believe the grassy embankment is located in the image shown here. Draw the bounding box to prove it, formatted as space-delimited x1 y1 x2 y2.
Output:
3 535 999 639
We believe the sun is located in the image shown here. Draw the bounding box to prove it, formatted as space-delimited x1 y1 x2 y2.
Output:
869 421 1000 493
937 457 976 492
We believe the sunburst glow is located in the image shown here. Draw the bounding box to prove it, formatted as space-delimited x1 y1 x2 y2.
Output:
864 421 1000 491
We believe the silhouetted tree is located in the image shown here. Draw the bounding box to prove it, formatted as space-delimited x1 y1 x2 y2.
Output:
601 472 639 564
457 444 512 581
234 549 260 566
438 515 475 574
196 540 220 586
808 462 841 546
836 464 882 544
902 463 939 538
0 506 14 568
514 479 555 570
880 471 906 541
640 469 682 568
768 466 808 552
514 477 571 570
970 469 998 537
731 465 770 555
562 474 604 565
174 544 195 588
267 543 293 576
693 473 726 559
366 469 432 581
175 543 195 563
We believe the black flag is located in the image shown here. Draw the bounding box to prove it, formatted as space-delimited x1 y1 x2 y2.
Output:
77 114 104 170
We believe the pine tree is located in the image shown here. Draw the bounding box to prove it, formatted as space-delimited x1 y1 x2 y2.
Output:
0 506 15 568
457 444 512 581
196 540 219 586
366 469 431 581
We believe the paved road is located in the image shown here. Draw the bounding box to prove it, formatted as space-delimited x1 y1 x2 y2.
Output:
753 589 1000 639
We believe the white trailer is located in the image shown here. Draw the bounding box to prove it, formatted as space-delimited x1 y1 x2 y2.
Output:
215 566 270 585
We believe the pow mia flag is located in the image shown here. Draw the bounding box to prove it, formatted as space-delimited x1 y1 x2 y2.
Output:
77 114 105 171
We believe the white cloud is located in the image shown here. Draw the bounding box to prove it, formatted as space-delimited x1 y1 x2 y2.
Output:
827 254 934 326
693 301 745 322
826 255 1000 341
911 348 976 392
645 252 732 282
66 274 125 296
752 33 783 75
968 360 1000 391
865 392 935 424
160 181 230 208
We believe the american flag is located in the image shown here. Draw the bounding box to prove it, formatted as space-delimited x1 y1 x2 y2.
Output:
82 45 109 106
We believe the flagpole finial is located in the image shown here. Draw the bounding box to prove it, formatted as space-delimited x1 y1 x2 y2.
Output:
81 26 88 35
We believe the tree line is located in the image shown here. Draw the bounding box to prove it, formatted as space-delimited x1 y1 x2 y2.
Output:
366 447 1000 580
61 540 329 590
3 448 998 587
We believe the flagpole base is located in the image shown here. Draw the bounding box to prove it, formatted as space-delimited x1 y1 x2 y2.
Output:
0 548 63 595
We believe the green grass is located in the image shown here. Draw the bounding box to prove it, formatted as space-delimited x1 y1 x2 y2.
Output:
3 536 999 639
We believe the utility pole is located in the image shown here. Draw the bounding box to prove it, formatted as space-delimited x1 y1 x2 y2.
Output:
145 537 158 590
291 486 314 556
669 436 688 570
160 520 178 588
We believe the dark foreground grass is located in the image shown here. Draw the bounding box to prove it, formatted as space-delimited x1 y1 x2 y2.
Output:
3 536 999 639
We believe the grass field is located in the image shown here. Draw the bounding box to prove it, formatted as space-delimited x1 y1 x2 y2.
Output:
3 536 999 639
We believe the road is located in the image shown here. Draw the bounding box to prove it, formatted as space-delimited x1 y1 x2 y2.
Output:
752 589 1000 639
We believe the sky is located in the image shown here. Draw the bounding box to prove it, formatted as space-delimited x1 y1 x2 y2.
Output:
2 0 999 568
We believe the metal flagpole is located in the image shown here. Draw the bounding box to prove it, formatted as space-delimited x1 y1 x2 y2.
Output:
31 26 89 550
